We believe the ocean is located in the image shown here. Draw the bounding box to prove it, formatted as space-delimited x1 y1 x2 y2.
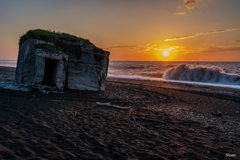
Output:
108 61 240 88
1 60 240 88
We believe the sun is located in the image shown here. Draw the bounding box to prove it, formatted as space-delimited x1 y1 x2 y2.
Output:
163 51 169 57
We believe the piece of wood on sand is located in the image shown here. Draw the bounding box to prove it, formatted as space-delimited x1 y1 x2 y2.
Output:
96 102 131 110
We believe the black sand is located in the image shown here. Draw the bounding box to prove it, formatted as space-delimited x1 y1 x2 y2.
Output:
0 66 239 160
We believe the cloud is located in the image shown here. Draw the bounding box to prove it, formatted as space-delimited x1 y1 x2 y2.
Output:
174 12 186 15
104 44 184 54
165 28 240 41
230 40 240 43
203 46 240 53
184 0 197 9
104 45 135 50
184 46 240 54
174 46 240 55
104 44 157 53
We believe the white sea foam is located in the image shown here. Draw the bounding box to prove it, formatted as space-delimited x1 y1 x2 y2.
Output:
163 64 240 85
107 75 240 89
0 60 17 67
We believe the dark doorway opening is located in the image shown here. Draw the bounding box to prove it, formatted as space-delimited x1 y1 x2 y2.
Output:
42 58 59 86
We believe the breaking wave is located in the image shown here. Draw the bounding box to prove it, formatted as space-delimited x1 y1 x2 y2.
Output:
163 64 240 85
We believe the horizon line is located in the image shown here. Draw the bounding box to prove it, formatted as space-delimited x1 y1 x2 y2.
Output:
1 59 240 62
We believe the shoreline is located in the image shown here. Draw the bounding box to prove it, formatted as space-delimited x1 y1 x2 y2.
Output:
0 66 239 159
2 65 240 90
108 75 240 89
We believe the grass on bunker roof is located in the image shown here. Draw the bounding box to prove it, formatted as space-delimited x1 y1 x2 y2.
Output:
19 29 94 47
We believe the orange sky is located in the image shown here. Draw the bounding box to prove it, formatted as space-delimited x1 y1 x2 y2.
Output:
0 0 240 61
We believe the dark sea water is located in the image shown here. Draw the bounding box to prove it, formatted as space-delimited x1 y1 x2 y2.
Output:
1 60 240 88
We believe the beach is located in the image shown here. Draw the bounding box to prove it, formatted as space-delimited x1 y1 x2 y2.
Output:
0 66 239 159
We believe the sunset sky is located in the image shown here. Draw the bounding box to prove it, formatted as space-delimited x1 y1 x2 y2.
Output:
0 0 240 61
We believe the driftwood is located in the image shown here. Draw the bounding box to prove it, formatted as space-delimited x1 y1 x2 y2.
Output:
96 102 131 110
133 117 167 124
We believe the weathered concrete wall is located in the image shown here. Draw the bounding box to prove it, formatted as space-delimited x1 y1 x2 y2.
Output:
52 60 67 91
66 45 110 91
67 62 102 91
16 38 40 85
34 56 46 88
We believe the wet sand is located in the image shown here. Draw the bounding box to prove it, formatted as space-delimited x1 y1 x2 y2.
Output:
0 66 239 159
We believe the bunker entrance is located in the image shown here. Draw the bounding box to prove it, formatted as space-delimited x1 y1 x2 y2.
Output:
42 58 59 87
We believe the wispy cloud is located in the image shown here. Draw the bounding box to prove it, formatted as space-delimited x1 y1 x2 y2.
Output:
230 40 240 43
174 12 186 15
104 44 157 52
202 46 240 53
165 28 240 41
172 46 240 55
184 0 197 9
104 44 182 54
104 45 135 50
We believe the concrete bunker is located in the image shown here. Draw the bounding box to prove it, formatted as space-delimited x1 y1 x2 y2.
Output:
15 29 110 92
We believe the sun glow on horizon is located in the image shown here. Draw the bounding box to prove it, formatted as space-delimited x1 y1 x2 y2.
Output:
155 48 177 61
163 51 169 57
